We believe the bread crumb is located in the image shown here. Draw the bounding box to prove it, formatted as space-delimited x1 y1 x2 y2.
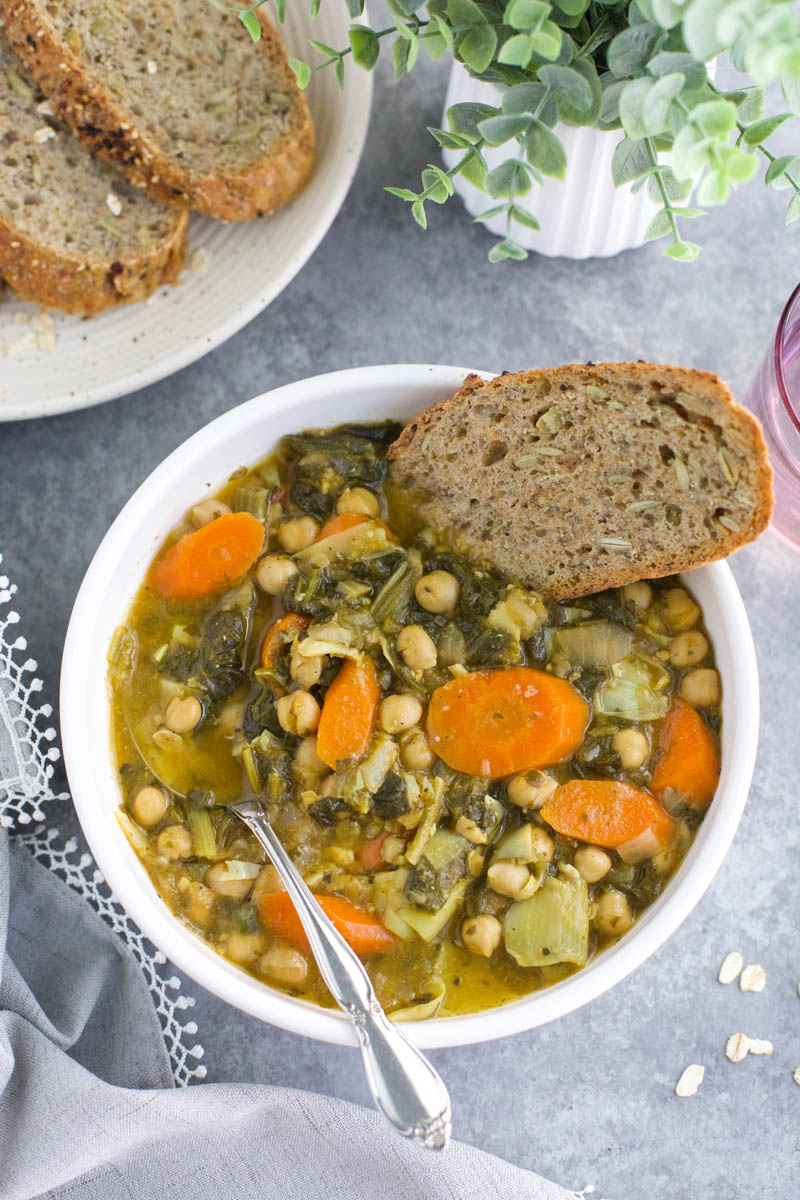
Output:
106 192 122 217
36 99 54 116
718 951 743 984
740 964 766 993
189 247 211 275
32 126 56 144
13 312 30 326
146 59 158 74
675 1064 704 1097
4 330 37 356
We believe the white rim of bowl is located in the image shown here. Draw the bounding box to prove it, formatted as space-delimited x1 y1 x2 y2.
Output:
60 364 760 1049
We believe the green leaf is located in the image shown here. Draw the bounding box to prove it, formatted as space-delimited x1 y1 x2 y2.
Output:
502 82 546 116
648 52 707 90
607 24 663 79
525 119 566 178
477 114 531 144
238 9 262 42
348 25 380 70
334 54 345 88
682 0 725 61
650 0 682 30
459 23 498 73
288 57 311 89
697 169 729 207
718 145 758 184
421 163 455 201
611 135 651 186
557 57 602 126
447 0 487 27
498 32 535 67
786 192 800 225
510 203 541 230
460 148 488 188
600 77 627 128
782 75 800 118
643 209 673 241
765 155 800 187
488 238 528 262
428 125 473 150
619 77 655 141
447 102 498 138
411 198 428 229
670 124 711 180
646 166 691 203
640 72 685 135
486 158 532 197
552 0 588 13
537 64 593 113
346 0 365 15
723 87 765 125
742 113 792 146
528 22 562 60
431 12 454 49
421 30 448 58
309 39 338 56
503 0 550 30
393 36 411 80
473 204 508 222
691 99 736 136
664 239 700 262
385 186 419 201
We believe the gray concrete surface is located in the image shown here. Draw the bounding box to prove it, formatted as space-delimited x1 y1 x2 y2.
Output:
2 43 800 1200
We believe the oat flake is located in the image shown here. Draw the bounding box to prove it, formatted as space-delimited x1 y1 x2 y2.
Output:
748 1039 773 1056
718 951 743 984
740 964 766 992
725 1034 750 1063
32 126 55 144
793 1068 800 1086
675 1064 704 1097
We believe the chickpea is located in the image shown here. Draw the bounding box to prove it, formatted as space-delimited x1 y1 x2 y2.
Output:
507 770 557 810
252 863 286 904
226 929 264 964
256 554 297 595
623 581 652 609
258 945 309 986
336 486 379 516
156 824 193 860
294 735 327 776
205 862 254 901
183 880 216 928
669 630 709 668
218 699 246 734
528 827 555 864
461 913 502 958
399 727 435 771
131 785 168 828
415 570 460 614
276 691 320 736
396 624 438 671
662 587 700 631
277 515 320 554
378 694 424 735
574 845 612 884
290 641 325 688
190 498 230 528
595 889 634 937
487 861 534 900
612 729 649 770
164 694 202 734
680 667 720 708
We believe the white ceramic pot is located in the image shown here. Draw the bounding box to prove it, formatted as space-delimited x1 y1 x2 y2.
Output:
61 364 759 1049
441 63 660 259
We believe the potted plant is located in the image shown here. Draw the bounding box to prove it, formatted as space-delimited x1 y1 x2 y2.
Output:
239 0 800 263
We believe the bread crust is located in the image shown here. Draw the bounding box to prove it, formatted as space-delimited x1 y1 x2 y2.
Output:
388 363 774 599
0 4 315 221
0 209 188 316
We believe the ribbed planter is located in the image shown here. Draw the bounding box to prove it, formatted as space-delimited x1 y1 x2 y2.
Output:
441 62 660 260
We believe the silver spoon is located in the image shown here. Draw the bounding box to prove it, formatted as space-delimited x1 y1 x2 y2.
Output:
229 797 452 1150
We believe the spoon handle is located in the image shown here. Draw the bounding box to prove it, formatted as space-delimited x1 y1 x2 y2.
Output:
230 799 451 1150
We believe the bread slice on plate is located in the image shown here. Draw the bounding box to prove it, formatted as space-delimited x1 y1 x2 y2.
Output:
387 364 774 599
0 31 187 315
0 1 314 221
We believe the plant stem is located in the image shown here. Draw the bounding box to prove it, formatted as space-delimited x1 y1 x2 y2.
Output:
645 137 680 241
705 79 800 195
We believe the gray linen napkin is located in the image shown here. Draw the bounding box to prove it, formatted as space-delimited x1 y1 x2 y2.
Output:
0 558 577 1200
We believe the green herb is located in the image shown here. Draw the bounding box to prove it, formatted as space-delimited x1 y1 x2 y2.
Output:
237 0 800 263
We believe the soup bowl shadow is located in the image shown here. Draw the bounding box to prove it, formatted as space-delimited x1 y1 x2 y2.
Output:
61 364 760 1049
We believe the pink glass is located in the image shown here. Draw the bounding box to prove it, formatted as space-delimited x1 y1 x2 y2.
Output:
746 282 800 548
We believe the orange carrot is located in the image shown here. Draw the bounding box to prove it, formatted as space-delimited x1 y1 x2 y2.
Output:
426 666 589 778
260 613 310 669
360 831 389 871
151 512 264 600
258 891 396 956
315 512 394 542
541 780 675 854
316 656 380 770
651 699 720 810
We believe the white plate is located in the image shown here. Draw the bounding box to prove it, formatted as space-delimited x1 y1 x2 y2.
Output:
0 8 371 422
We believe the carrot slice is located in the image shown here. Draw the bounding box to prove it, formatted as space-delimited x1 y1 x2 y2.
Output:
426 666 589 778
360 831 389 871
652 699 720 810
315 512 394 541
260 613 310 669
258 891 396 956
316 656 380 770
541 780 675 851
151 512 264 599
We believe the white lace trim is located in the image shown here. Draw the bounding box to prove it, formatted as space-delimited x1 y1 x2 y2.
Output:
0 553 206 1085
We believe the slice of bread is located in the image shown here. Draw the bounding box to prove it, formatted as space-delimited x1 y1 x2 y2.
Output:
387 364 773 599
0 1 314 221
0 31 187 315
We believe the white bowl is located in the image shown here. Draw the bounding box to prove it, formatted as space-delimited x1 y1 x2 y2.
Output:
61 364 760 1049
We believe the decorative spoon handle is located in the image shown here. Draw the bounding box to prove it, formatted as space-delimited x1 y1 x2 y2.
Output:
230 798 452 1150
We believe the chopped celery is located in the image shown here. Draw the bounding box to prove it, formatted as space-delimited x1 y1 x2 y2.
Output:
397 881 468 942
554 620 632 668
187 809 217 859
233 485 270 521
503 865 588 968
371 548 422 625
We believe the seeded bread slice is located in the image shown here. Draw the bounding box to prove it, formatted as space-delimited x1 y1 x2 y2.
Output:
0 32 187 315
0 0 314 221
387 364 773 599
